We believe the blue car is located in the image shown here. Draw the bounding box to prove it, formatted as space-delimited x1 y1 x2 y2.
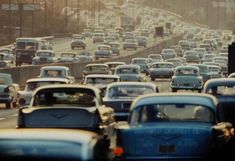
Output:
114 93 231 161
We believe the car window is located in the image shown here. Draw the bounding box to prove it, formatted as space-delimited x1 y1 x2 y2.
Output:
86 77 118 85
44 70 66 77
131 104 214 124
176 69 198 76
37 52 52 57
116 68 138 74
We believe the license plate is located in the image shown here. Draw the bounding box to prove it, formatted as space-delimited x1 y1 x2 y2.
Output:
159 145 175 153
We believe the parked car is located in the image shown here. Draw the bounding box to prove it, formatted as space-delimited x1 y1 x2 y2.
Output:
39 66 75 84
171 66 203 92
83 64 111 78
0 129 108 161
77 51 93 62
123 39 138 50
0 73 19 109
105 61 126 74
58 52 77 63
160 49 176 60
32 50 57 65
95 45 112 60
114 93 231 161
149 62 174 80
17 78 69 108
103 82 158 121
115 64 145 82
18 84 115 150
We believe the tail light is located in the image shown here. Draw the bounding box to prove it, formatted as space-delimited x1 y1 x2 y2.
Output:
4 87 9 93
114 147 124 156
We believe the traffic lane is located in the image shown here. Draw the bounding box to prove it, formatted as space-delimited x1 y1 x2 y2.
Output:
0 108 18 129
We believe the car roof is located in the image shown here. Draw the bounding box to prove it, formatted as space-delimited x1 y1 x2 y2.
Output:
204 78 235 92
85 74 119 79
131 93 218 112
0 128 98 143
116 64 140 69
41 66 70 70
105 62 125 65
85 64 109 67
26 78 70 83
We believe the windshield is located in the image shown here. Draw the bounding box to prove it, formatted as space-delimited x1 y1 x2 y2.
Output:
85 66 108 72
131 104 214 124
132 59 147 64
98 46 109 50
107 85 155 99
151 64 173 68
116 68 138 74
17 41 37 50
176 69 198 76
37 52 53 57
86 77 118 85
61 53 75 57
42 70 66 77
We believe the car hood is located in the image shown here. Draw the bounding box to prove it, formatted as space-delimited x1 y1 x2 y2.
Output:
119 122 213 158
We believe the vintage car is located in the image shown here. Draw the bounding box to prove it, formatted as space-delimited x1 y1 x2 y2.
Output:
93 33 105 43
203 78 235 126
77 51 93 62
184 54 200 64
131 58 150 75
149 62 175 80
136 36 147 48
18 85 116 150
208 65 222 79
190 64 211 82
103 82 158 121
160 48 176 60
193 48 207 59
83 74 120 96
165 58 182 67
171 66 203 92
39 66 75 84
0 53 11 68
83 64 111 78
148 54 163 62
17 78 69 108
114 93 231 161
123 39 138 50
32 50 57 65
105 62 126 74
0 129 107 161
94 45 112 60
58 52 78 63
109 42 120 55
0 48 15 63
114 64 145 82
71 37 86 49
0 73 19 109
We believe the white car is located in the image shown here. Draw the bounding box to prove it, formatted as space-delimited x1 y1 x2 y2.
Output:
160 49 176 60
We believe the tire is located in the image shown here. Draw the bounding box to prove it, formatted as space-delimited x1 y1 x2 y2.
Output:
172 88 177 92
6 102 11 109
198 89 202 93
12 102 17 108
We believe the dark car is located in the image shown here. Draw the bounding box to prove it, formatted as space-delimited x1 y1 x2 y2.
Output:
114 93 232 161
18 85 116 150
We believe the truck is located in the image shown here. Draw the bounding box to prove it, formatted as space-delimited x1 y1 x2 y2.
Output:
119 14 135 32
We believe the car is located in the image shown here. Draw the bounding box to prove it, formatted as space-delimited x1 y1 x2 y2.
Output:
0 73 19 109
94 45 112 60
114 64 145 82
0 48 15 63
105 61 126 74
228 72 235 78
114 93 231 161
149 62 174 80
0 129 107 161
93 33 105 43
58 52 77 63
39 66 75 84
17 78 69 108
83 64 111 78
32 50 57 65
0 53 11 68
123 39 138 50
109 42 120 55
203 78 235 126
77 51 93 62
136 36 147 48
103 36 116 45
148 54 163 62
130 58 150 75
83 74 120 96
160 49 176 60
103 82 158 121
190 64 211 82
82 31 93 38
18 84 116 150
193 48 207 59
165 58 182 67
71 38 86 49
208 65 222 79
202 54 216 63
184 54 200 64
171 66 203 92
178 40 190 51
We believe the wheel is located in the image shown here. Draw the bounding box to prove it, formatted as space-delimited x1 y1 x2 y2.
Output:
172 88 177 92
12 102 18 108
6 102 11 109
198 89 202 93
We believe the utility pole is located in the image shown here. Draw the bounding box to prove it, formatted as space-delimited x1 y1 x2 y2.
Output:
8 0 11 43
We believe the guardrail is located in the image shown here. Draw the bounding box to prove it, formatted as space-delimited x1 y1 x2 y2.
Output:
0 34 183 87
